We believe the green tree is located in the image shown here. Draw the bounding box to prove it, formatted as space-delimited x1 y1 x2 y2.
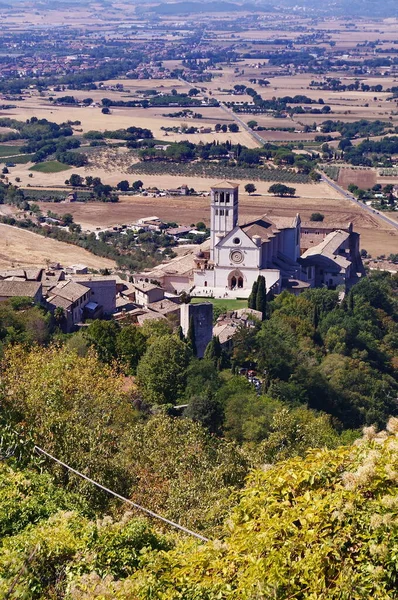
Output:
132 179 143 191
204 336 222 367
255 275 267 320
84 320 120 363
268 183 296 197
68 173 83 187
116 180 130 192
310 212 324 221
115 325 147 374
136 335 191 404
244 183 256 195
248 278 258 310
1 345 136 507
184 393 224 435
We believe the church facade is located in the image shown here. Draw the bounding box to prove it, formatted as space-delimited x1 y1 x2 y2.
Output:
193 181 364 298
194 181 304 297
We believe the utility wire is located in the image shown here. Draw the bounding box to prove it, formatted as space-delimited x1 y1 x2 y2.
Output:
34 445 210 543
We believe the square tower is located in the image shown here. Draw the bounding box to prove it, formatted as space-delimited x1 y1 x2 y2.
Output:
210 181 239 261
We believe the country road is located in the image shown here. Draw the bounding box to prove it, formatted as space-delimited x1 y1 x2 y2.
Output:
179 79 398 232
319 173 398 231
179 76 264 146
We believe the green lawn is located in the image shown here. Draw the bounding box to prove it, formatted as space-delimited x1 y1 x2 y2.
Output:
0 144 22 157
29 160 72 173
191 297 248 310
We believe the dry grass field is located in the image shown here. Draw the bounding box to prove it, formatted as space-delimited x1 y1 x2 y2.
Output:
0 224 116 270
3 96 258 148
2 6 398 267
338 168 377 190
46 181 398 257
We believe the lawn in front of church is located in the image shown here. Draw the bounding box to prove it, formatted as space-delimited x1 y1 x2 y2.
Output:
191 297 248 310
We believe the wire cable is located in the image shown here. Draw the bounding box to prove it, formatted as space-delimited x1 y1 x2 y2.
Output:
34 445 210 543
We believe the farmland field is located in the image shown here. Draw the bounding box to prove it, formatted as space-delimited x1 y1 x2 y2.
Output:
46 182 398 257
1 2 398 270
338 168 377 190
0 144 22 157
29 161 72 174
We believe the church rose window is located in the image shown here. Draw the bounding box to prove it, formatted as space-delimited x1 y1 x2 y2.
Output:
233 237 240 245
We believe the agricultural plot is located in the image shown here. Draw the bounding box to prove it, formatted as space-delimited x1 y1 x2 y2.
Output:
128 162 311 184
0 144 22 157
338 168 377 191
29 161 72 174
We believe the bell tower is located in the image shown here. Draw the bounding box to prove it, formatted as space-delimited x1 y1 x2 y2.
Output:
210 181 239 261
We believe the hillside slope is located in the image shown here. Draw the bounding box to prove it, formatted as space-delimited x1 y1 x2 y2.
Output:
0 223 116 269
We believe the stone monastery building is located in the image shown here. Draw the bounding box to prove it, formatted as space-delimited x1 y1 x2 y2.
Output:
193 181 364 298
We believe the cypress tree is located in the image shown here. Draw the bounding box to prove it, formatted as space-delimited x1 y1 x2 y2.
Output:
255 275 267 320
204 337 216 361
204 335 222 365
248 278 258 309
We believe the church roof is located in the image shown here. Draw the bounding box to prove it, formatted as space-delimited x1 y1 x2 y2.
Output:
239 214 298 243
211 180 239 189
240 217 277 242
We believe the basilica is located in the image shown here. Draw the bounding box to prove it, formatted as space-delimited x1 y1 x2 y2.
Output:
193 181 364 298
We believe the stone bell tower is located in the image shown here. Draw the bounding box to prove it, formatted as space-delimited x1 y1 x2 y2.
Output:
210 181 239 261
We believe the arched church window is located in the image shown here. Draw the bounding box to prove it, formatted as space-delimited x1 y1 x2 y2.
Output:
238 277 244 288
220 192 225 203
225 193 230 203
215 209 219 215
220 209 225 216
225 210 229 216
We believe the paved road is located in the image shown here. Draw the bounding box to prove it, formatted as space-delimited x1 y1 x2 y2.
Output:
319 173 398 231
178 78 398 230
178 76 264 146
218 103 265 146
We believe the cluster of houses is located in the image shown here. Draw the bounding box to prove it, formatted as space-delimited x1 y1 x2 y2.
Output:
0 182 367 354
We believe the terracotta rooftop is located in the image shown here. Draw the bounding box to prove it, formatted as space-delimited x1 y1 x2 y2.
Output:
211 180 239 189
0 280 42 298
50 280 90 302
239 214 298 243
